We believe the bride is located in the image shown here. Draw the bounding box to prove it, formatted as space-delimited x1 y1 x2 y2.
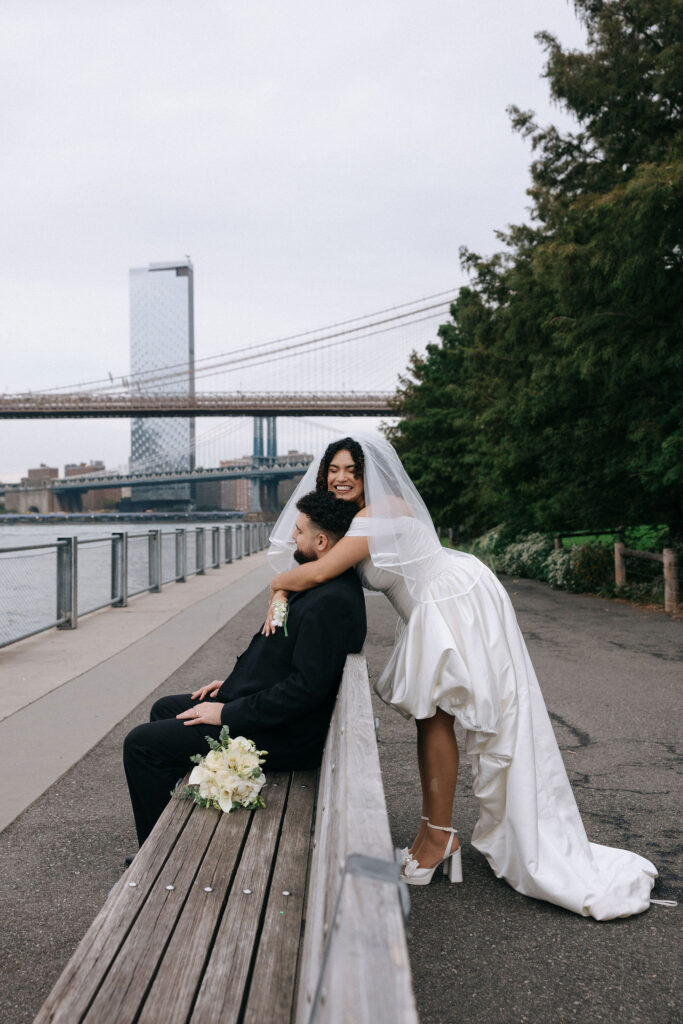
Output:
266 432 657 919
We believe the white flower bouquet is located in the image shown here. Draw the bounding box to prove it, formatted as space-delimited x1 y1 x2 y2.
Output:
174 726 267 813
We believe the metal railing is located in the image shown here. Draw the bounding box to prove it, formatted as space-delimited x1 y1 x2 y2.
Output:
0 522 273 649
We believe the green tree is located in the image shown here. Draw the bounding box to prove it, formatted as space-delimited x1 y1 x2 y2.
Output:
389 0 683 537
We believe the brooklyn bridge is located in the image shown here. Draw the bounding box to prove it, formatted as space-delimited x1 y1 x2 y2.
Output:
3 290 454 513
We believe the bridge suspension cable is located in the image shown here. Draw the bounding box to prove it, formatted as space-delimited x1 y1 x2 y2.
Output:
27 289 456 396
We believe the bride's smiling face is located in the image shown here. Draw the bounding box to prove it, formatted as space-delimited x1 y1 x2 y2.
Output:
326 449 365 506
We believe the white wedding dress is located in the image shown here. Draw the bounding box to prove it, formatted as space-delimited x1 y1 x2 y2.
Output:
346 515 657 920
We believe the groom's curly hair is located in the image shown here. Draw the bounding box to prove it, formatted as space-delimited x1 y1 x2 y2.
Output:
296 490 359 540
314 437 365 492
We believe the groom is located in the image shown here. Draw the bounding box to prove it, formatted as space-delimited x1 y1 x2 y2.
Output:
123 490 366 846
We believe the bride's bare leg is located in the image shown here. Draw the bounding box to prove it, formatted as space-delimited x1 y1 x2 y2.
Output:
409 724 430 852
411 708 459 868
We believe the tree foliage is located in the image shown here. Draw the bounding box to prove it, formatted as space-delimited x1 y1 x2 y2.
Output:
388 0 683 538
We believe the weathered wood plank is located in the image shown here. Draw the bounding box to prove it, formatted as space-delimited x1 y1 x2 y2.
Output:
241 770 317 1024
295 653 418 1024
83 802 221 1023
294 671 344 1023
136 774 275 1024
188 778 289 1024
34 794 195 1024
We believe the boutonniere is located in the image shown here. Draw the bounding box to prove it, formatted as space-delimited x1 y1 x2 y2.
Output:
270 598 289 636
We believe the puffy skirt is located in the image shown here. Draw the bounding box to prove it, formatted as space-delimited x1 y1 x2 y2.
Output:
374 555 657 920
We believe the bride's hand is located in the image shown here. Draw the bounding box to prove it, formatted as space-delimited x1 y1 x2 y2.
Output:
262 589 289 637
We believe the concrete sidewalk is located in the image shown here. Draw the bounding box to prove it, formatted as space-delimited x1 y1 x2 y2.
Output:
0 552 271 832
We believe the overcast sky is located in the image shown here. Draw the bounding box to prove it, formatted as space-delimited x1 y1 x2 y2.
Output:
0 0 586 479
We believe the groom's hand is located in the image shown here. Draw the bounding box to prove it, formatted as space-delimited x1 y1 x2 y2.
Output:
177 701 224 727
191 681 222 701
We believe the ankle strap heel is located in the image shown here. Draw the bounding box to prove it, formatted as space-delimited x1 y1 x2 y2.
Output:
402 823 463 886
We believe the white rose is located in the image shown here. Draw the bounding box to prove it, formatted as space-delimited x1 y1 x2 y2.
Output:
232 778 260 804
230 736 255 755
204 749 226 772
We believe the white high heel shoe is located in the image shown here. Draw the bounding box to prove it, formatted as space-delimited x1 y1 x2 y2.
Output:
398 815 429 865
402 823 462 885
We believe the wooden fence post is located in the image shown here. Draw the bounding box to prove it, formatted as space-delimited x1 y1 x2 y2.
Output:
663 548 679 615
614 542 626 588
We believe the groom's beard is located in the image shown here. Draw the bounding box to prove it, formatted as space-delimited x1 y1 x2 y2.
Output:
294 549 315 564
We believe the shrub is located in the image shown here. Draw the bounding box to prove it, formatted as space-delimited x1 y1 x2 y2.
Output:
543 542 614 593
498 533 554 581
572 544 614 592
544 547 578 591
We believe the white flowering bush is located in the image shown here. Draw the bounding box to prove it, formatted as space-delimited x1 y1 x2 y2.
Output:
174 726 267 814
465 524 515 570
498 533 554 581
544 547 577 590
544 543 613 593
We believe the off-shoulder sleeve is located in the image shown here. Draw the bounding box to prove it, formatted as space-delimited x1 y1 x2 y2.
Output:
345 514 414 537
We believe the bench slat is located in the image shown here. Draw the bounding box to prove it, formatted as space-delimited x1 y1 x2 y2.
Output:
34 795 195 1024
242 770 317 1024
188 777 289 1024
84 799 222 1022
136 787 271 1024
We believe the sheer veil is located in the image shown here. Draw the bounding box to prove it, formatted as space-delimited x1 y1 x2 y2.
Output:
267 430 449 601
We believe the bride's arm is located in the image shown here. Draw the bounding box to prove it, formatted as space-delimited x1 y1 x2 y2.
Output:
271 534 370 594
262 534 370 636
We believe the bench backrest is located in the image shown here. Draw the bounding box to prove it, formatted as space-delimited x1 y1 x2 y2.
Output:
295 653 418 1024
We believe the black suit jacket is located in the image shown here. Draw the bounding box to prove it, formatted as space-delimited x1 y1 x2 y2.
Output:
216 568 366 770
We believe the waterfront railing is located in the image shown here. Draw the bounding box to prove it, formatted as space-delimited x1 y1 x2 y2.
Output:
0 522 272 649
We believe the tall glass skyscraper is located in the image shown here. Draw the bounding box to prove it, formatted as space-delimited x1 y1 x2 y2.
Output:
129 259 195 504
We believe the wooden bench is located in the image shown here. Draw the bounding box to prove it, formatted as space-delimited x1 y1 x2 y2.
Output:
35 655 418 1024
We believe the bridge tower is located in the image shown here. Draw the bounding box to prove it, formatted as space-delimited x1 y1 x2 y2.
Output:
251 415 278 515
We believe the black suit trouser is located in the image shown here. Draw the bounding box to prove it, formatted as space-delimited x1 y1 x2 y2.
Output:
123 693 223 846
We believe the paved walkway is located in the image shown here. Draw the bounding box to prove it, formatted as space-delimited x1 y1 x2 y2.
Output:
0 552 271 831
0 569 680 1024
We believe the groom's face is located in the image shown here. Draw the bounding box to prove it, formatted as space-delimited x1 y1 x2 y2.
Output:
293 512 326 563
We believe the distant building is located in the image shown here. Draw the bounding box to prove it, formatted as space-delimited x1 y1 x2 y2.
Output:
25 463 58 483
194 451 313 516
64 461 122 511
129 259 195 506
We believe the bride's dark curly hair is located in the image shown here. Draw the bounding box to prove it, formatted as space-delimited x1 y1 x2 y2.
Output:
315 437 365 492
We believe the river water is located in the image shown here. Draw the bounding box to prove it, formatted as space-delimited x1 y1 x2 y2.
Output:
0 519 245 646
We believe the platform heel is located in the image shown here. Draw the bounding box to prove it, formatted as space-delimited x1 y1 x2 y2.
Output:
402 823 462 886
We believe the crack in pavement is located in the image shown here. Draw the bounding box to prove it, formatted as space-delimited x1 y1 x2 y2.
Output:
549 711 592 749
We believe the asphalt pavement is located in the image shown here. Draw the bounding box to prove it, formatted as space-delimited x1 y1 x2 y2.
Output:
0 574 680 1024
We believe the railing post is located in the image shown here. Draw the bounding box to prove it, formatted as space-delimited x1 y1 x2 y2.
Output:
225 525 233 564
148 530 161 592
663 548 678 614
237 524 243 560
211 526 220 568
196 527 205 575
56 536 78 629
614 541 626 588
244 523 251 557
176 528 186 582
111 532 128 607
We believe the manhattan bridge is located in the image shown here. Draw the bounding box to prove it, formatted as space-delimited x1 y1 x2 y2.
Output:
2 291 455 513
